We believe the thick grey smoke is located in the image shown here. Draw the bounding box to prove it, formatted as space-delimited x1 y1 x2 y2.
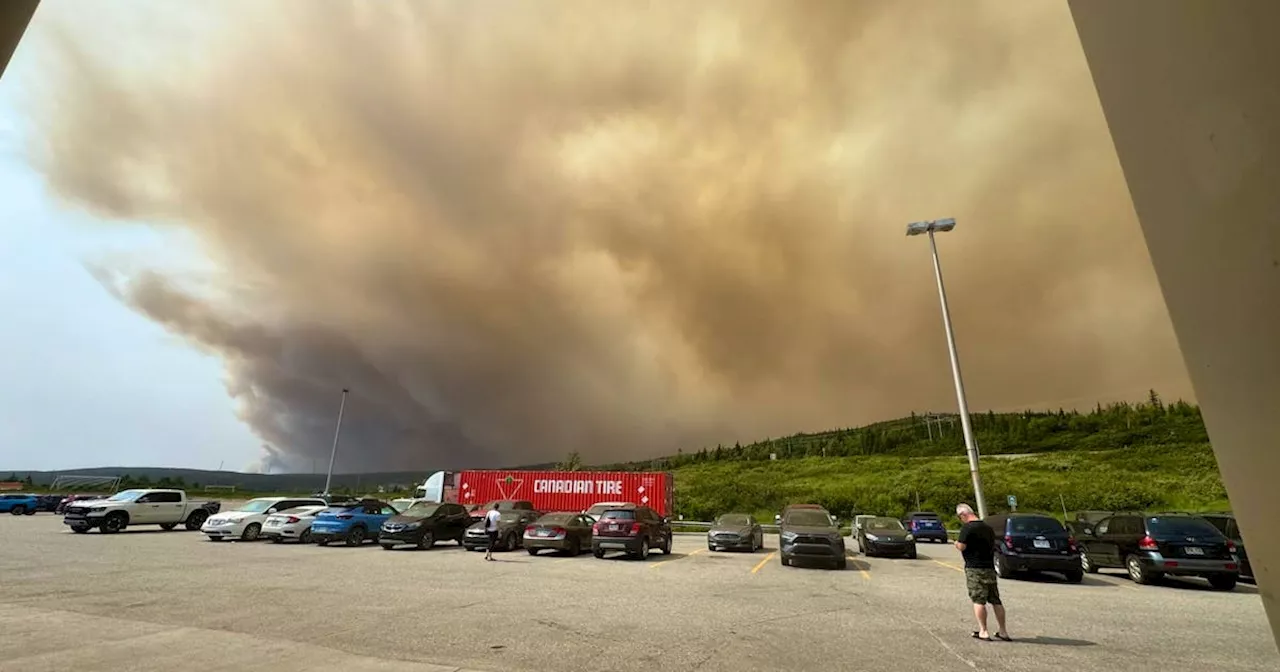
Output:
19 0 1190 471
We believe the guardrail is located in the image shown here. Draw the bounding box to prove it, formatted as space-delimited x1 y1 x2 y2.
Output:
671 520 958 539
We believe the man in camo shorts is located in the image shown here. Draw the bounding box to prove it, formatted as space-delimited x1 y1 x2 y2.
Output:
955 503 1010 641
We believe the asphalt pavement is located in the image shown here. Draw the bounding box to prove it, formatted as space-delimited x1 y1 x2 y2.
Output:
0 515 1276 672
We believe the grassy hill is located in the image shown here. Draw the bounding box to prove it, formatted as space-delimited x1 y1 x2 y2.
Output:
589 391 1225 524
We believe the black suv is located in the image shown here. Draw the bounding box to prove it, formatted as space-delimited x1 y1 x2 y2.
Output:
987 513 1082 583
780 506 847 569
1200 513 1253 582
591 506 672 560
1079 513 1239 590
378 502 471 550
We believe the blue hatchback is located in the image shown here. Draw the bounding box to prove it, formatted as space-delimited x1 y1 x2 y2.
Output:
904 514 949 543
310 499 399 546
0 494 39 516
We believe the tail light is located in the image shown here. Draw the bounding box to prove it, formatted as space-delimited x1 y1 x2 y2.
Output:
286 516 300 524
1067 536 1078 552
525 525 537 534
337 514 353 520
551 526 567 536
1004 535 1014 549
592 522 601 533
1139 535 1158 550
1226 540 1237 553
628 522 642 536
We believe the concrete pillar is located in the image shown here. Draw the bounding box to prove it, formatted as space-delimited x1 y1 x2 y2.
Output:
1069 0 1280 645
0 0 38 79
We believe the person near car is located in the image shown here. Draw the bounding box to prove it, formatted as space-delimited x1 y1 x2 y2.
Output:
483 503 502 561
955 503 1010 642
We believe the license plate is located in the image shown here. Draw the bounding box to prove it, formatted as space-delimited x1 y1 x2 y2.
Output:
599 542 627 549
1185 546 1204 555
1033 539 1051 549
538 530 551 537
609 524 619 531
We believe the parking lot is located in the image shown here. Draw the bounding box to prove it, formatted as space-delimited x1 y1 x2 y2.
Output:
0 515 1276 672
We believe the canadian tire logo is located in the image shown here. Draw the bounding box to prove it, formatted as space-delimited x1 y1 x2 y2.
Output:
497 475 525 500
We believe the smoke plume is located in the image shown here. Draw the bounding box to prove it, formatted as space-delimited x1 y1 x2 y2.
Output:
18 0 1190 471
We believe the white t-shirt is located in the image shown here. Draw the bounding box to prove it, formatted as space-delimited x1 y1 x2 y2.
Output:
484 509 502 532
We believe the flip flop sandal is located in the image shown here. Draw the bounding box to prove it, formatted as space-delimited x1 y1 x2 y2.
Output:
971 631 992 641
994 633 1013 642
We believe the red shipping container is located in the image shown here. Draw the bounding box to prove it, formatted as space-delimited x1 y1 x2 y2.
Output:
454 470 674 516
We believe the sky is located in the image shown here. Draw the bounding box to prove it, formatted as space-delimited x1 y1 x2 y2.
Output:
0 1 1194 474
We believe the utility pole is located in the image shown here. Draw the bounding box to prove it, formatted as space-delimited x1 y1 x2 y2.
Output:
322 389 349 496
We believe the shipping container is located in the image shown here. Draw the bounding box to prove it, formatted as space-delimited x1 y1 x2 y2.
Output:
440 470 674 516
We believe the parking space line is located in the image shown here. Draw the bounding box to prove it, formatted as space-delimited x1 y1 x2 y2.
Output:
932 559 964 573
751 551 776 574
845 553 871 580
650 548 703 568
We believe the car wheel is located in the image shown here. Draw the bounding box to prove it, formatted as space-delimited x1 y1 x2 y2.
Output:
185 511 209 531
417 531 435 550
271 537 284 544
10 505 25 515
527 548 539 556
24 508 36 516
299 528 313 544
661 535 672 555
994 552 1012 578
835 556 848 571
1126 554 1156 584
380 543 396 551
241 523 262 541
708 543 716 552
568 538 580 556
593 548 605 559
906 549 917 560
505 532 518 551
317 539 329 546
70 525 89 534
1079 548 1098 573
346 526 366 546
1208 574 1238 591
159 523 177 531
101 513 127 534
1064 569 1084 583
780 554 790 567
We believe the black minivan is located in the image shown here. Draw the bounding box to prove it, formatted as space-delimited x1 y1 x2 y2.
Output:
987 513 1083 583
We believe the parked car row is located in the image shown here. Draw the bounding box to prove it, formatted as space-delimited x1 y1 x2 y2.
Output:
41 488 1251 590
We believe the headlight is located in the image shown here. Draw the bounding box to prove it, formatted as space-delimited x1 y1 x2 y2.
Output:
780 531 798 543
90 507 106 513
905 534 914 541
405 522 421 530
865 534 879 541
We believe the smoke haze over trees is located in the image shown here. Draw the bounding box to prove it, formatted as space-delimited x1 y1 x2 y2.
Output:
16 0 1190 471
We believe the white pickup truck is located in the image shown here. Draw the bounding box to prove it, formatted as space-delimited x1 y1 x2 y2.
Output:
62 488 221 534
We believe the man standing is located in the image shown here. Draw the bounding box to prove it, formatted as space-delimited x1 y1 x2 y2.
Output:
954 503 1010 641
483 503 502 561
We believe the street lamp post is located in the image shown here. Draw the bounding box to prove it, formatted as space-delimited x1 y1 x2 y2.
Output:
906 218 988 519
322 388 349 497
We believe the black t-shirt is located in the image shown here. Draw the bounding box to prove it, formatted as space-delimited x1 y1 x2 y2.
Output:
957 520 995 569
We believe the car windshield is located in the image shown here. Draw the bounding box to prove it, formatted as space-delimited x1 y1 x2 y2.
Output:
587 504 629 516
237 499 278 513
866 517 904 531
106 490 146 502
537 513 575 524
498 512 523 522
601 510 636 520
321 505 359 514
402 503 440 518
1148 517 1222 537
1010 516 1065 535
277 507 320 517
786 511 833 527
913 519 942 528
716 514 752 527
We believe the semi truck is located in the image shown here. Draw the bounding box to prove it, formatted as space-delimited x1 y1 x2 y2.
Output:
412 470 674 516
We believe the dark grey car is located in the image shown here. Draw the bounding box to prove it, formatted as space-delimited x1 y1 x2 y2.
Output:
856 516 917 559
707 513 763 552
779 507 846 569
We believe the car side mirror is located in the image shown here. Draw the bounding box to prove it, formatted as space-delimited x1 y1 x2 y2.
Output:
267 508 278 514
661 517 669 525
1083 527 1094 536
855 523 862 530
774 515 782 524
